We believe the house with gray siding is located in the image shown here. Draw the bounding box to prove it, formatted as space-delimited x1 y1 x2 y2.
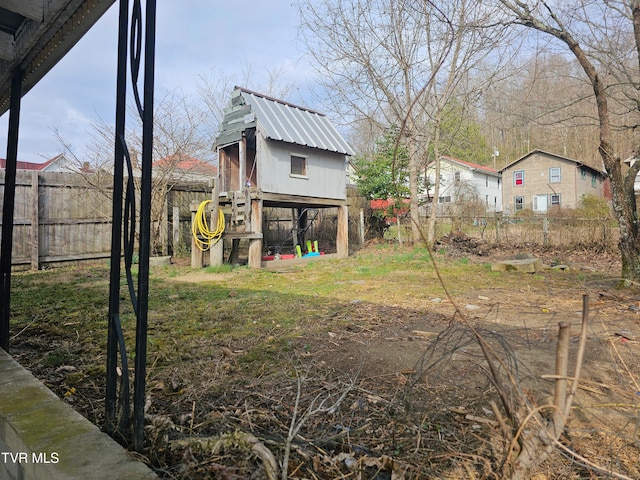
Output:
213 87 354 267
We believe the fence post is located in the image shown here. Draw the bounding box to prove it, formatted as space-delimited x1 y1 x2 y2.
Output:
543 217 549 248
161 195 168 256
30 171 39 271
172 206 180 253
359 208 365 245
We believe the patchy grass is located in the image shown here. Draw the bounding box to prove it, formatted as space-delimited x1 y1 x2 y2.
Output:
8 243 638 479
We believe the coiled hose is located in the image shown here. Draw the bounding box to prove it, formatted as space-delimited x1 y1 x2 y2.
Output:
192 200 225 251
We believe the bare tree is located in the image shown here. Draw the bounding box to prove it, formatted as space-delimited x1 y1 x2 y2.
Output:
298 0 511 246
57 89 216 254
196 63 296 141
497 0 640 282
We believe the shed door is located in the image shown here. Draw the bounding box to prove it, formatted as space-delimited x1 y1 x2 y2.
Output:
533 194 548 213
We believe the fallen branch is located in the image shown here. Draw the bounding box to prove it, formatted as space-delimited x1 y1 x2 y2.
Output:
281 368 356 480
171 431 278 480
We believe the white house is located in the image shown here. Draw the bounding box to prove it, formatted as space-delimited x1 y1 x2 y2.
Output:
424 156 502 212
0 154 90 173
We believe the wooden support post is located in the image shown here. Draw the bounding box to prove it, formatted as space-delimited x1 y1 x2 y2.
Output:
30 171 39 271
248 199 263 268
190 204 203 268
210 179 223 267
337 205 349 258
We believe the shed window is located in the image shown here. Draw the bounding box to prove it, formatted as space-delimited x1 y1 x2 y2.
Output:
291 155 307 176
549 167 561 183
514 170 524 186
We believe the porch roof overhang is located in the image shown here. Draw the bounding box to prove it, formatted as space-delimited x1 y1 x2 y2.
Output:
0 0 115 116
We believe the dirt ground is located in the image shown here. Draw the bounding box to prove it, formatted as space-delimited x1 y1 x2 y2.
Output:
11 238 640 479
160 240 640 478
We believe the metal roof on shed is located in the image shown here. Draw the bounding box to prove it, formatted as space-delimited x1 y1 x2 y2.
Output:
217 87 354 156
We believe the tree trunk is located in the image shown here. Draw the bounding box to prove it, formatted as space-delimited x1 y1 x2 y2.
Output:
609 153 640 282
426 122 442 248
499 0 640 283
408 138 422 245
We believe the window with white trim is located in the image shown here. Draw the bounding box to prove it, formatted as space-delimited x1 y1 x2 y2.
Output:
551 194 560 206
549 167 561 183
514 196 524 211
514 170 524 186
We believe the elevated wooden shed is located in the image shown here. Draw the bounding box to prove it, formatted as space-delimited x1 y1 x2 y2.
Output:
213 87 354 268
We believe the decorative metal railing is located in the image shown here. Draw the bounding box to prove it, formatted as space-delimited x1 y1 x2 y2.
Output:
105 0 156 451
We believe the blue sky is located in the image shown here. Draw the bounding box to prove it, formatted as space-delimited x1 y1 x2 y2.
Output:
0 1 312 163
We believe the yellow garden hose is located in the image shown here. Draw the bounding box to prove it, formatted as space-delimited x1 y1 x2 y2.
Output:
192 200 225 251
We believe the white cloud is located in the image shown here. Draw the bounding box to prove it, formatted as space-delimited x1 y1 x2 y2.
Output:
1 1 312 163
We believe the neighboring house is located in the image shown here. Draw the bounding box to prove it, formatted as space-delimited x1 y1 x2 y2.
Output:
153 155 217 182
0 154 90 172
499 150 608 215
346 160 358 186
424 156 502 212
623 156 640 196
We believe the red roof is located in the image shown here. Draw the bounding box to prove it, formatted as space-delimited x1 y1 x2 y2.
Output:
0 155 59 170
153 155 217 175
440 156 499 175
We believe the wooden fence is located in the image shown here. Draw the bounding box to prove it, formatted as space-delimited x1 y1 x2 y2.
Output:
19 171 611 268
0 171 113 269
0 172 364 269
0 170 214 269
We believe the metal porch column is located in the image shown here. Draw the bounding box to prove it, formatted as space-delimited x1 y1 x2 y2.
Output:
0 69 23 352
